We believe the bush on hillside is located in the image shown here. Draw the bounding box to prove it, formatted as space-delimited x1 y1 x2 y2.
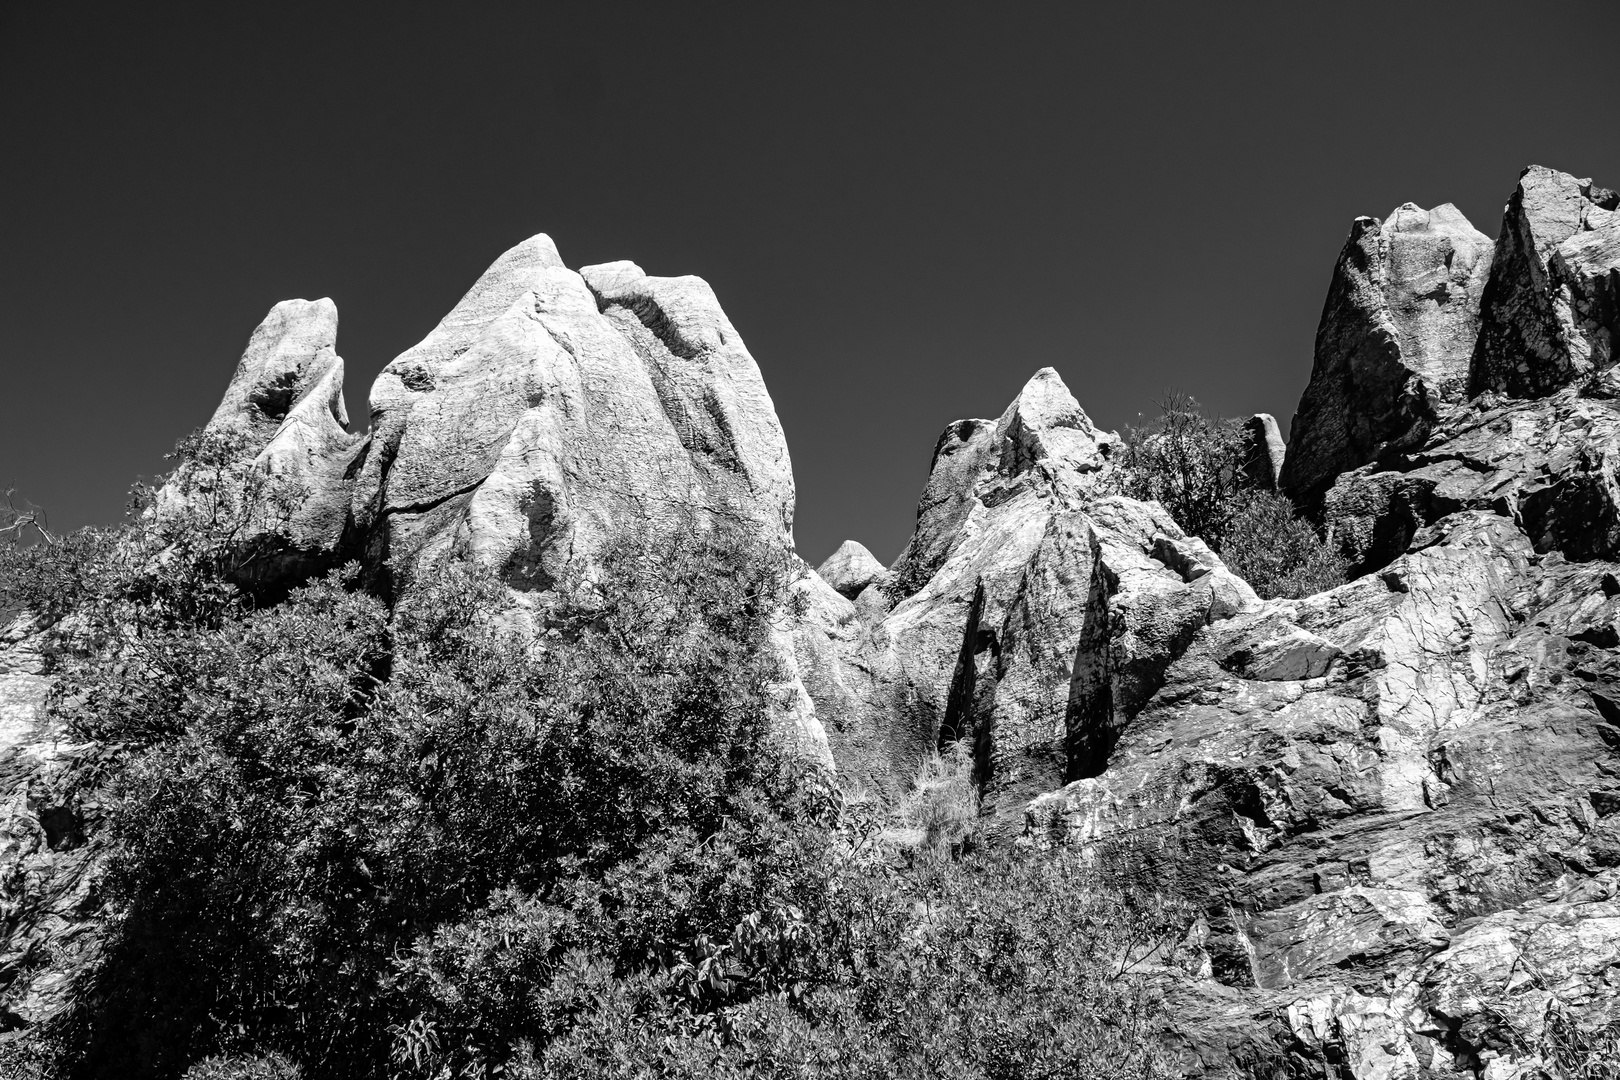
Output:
1220 490 1348 601
1117 395 1346 599
1117 393 1250 547
8 432 1187 1080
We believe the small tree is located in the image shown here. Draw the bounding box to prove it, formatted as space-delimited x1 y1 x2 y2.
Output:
1117 394 1346 599
1117 393 1249 548
1220 490 1348 600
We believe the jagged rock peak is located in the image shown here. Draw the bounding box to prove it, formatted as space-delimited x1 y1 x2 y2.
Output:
1471 163 1620 398
992 366 1115 479
340 232 795 597
205 297 348 453
1280 200 1492 507
887 368 1120 600
816 540 886 600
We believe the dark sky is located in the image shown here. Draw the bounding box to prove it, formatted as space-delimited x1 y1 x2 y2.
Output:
3 1 1618 565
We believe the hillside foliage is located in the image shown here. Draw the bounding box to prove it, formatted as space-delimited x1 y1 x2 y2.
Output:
0 433 1186 1080
1116 395 1346 599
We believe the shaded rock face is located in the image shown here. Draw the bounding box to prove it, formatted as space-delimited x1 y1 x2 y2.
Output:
1241 413 1286 491
1472 165 1620 399
1281 203 1493 508
790 369 1260 814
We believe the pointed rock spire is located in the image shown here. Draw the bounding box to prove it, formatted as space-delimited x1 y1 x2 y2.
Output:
206 298 345 455
816 540 886 599
1280 202 1492 508
1471 164 1620 398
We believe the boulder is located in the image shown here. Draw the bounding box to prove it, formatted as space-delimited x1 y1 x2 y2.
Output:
1241 413 1286 490
1281 202 1492 508
816 540 886 599
1471 164 1620 399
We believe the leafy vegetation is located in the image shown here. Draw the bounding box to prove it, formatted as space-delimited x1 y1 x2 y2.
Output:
0 432 1182 1080
1117 395 1346 599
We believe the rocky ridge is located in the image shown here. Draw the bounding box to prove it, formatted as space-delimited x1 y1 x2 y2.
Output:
5 163 1620 1076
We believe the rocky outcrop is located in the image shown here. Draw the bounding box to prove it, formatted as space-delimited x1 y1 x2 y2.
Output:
160 298 365 593
1022 166 1620 1078
162 235 797 609
1471 165 1620 399
814 540 886 600
352 239 795 598
15 163 1620 1077
1323 387 1620 575
1029 497 1620 1075
790 368 1260 813
1281 203 1493 508
1241 413 1286 491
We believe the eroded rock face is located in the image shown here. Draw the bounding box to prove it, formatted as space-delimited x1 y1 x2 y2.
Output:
1281 203 1493 509
791 368 1260 814
1028 505 1620 1074
1324 387 1620 575
158 235 797 608
1471 165 1620 399
350 237 795 598
158 298 365 592
1029 166 1620 1077
816 540 886 599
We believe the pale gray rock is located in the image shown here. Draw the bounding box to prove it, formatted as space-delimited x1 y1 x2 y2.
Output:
204 298 346 453
1241 413 1286 490
1026 495 1620 1074
352 236 795 598
1281 203 1492 508
1549 201 1620 377
157 297 365 592
792 368 1260 817
1471 164 1620 399
816 540 886 599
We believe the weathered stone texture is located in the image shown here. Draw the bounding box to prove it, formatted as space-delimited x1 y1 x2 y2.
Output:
349 238 795 598
1281 203 1492 507
815 540 886 600
790 368 1260 815
1471 164 1620 399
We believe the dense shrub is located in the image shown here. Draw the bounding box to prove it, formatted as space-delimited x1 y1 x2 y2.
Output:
8 433 1185 1079
1117 395 1346 599
536 845 1182 1080
182 1055 302 1080
1116 393 1250 547
1219 490 1348 601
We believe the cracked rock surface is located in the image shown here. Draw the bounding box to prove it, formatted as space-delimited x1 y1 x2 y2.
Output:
789 368 1260 815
